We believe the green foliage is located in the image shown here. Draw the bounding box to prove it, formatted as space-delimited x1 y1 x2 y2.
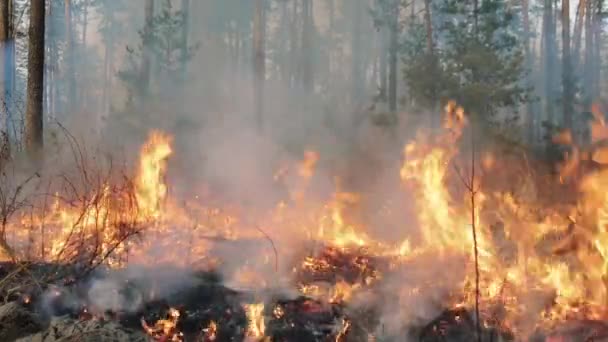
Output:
118 0 198 104
403 0 529 120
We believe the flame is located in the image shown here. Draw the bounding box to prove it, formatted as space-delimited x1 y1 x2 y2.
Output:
141 307 183 341
136 131 172 219
7 99 608 339
244 303 265 339
202 321 218 341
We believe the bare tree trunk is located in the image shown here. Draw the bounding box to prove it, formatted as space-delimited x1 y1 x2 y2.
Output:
141 0 154 96
278 0 289 82
2 0 13 141
181 0 189 79
289 0 298 88
422 0 438 127
0 0 8 139
563 0 573 129
25 0 45 157
573 0 586 71
388 0 399 113
543 0 556 126
65 0 75 113
584 0 593 107
522 0 535 143
82 0 88 44
351 0 364 104
253 0 265 131
379 28 388 101
301 0 314 93
592 0 602 100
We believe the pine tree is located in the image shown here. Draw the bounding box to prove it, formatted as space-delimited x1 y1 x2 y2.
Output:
404 0 528 123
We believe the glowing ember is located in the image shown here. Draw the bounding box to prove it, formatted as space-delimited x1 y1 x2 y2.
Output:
201 321 218 341
141 307 183 341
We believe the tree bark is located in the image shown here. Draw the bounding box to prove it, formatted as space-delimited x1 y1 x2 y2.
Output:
351 0 364 104
289 0 298 88
592 0 602 100
522 0 535 143
584 0 593 107
562 0 573 128
301 0 314 93
65 0 75 112
388 0 399 113
82 0 88 44
1 0 12 141
253 0 265 131
141 0 154 95
572 0 586 71
543 0 557 125
181 0 189 79
25 0 45 157
0 0 8 139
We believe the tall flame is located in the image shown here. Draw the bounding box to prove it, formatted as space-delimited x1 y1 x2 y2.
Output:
136 131 173 219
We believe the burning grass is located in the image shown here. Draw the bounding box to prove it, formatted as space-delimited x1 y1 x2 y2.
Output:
5 103 608 340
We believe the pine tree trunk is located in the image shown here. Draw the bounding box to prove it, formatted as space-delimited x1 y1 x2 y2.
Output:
2 0 12 141
253 0 265 131
379 28 388 101
543 0 556 126
592 0 602 99
25 0 45 157
301 0 313 93
82 0 88 44
181 0 189 79
584 0 593 107
563 0 573 128
0 0 8 139
65 0 75 113
388 0 399 113
522 0 535 143
573 0 586 71
351 0 363 105
289 0 298 88
141 0 154 96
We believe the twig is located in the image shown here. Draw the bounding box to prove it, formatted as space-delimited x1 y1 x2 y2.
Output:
254 225 279 273
470 121 481 342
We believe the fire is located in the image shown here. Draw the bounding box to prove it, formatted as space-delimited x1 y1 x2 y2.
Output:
9 97 608 339
136 131 172 219
244 303 265 339
202 321 218 341
141 307 183 341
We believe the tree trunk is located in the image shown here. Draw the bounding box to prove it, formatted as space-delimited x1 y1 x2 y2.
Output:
2 0 12 141
141 0 154 96
543 0 556 126
64 0 75 113
573 0 586 71
522 0 535 143
301 0 314 93
253 0 265 131
181 0 189 79
592 0 602 100
82 0 88 44
289 0 298 88
584 0 593 107
562 0 573 129
351 0 364 105
388 0 399 113
25 0 45 157
0 0 8 139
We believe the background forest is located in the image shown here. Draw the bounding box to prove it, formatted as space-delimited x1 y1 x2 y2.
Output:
0 0 604 177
